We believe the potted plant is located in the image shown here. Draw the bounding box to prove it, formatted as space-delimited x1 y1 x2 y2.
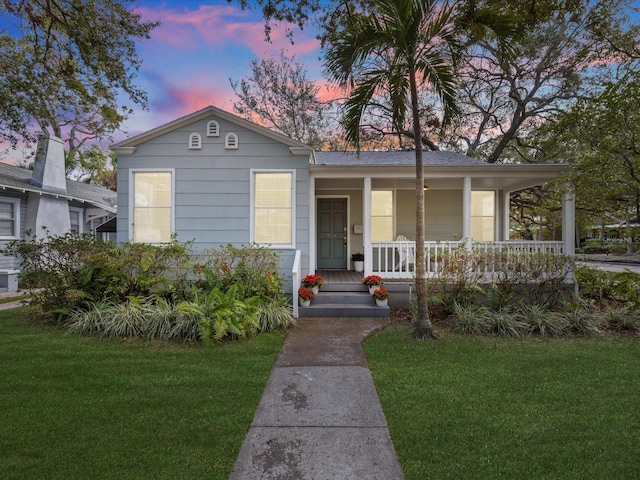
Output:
351 252 364 272
362 275 383 294
302 274 324 294
373 287 388 307
298 287 314 306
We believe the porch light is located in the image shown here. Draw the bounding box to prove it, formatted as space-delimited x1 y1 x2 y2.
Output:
423 183 429 191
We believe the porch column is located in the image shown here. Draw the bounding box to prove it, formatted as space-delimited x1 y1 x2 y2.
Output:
363 176 372 275
562 182 576 284
309 175 316 273
562 183 575 256
502 190 511 241
462 176 472 245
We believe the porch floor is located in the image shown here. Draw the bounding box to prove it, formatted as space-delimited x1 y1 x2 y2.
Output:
316 269 363 284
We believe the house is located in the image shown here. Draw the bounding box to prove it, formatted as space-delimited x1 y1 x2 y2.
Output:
111 106 574 314
0 136 117 291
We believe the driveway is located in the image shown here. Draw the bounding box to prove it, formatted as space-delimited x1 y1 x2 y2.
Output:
581 261 640 274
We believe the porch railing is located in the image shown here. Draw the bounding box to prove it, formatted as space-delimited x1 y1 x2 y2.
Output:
292 249 301 318
371 240 567 279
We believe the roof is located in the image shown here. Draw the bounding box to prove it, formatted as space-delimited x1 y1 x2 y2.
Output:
111 105 314 156
0 162 117 212
315 150 486 166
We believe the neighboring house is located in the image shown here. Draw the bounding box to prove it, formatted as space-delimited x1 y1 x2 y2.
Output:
111 106 574 302
0 136 117 290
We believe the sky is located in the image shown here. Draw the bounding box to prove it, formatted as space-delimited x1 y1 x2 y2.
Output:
121 0 327 142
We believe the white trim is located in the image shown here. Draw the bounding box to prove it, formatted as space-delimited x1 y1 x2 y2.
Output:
0 196 20 239
69 206 84 233
188 133 202 149
502 190 511 241
462 177 471 242
206 120 220 137
363 177 372 275
250 169 296 249
225 132 239 149
309 176 316 273
128 168 175 243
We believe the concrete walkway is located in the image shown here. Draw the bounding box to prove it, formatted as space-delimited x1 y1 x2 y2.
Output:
230 317 404 480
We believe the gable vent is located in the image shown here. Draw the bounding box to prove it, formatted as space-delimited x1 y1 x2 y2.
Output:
207 120 220 137
225 132 239 150
189 133 202 149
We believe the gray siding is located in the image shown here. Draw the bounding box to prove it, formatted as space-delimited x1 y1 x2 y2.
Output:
396 189 463 241
117 113 311 287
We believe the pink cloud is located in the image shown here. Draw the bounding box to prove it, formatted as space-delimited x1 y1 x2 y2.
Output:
136 4 320 57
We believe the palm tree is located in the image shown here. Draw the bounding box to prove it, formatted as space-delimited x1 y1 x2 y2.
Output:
325 0 517 339
325 0 463 339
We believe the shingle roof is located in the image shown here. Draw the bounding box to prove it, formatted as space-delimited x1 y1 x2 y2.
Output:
0 162 116 212
314 150 485 166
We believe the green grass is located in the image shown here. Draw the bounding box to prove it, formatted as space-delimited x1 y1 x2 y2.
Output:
0 308 283 480
365 326 640 480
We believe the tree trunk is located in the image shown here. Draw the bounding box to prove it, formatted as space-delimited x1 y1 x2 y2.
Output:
409 64 437 340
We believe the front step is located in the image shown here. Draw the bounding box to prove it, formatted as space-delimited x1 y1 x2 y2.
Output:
298 285 389 318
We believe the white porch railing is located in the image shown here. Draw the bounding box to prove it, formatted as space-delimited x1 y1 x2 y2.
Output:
371 240 567 279
291 249 301 318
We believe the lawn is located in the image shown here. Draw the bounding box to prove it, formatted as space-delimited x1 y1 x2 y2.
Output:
0 308 283 480
365 325 640 480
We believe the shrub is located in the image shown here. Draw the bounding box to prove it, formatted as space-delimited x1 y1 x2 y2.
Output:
195 284 261 342
450 302 489 335
193 244 284 300
484 309 526 337
519 303 568 337
256 298 295 332
556 302 604 337
601 303 640 334
576 266 640 306
66 297 202 342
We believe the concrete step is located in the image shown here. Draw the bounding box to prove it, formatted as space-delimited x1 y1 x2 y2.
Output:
299 290 390 318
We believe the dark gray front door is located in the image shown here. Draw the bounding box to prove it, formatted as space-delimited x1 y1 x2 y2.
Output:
317 198 347 269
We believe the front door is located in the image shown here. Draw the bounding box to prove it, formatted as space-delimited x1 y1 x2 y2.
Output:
317 198 347 269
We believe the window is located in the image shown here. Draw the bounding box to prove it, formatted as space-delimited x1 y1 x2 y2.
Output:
372 190 393 241
252 171 294 246
207 120 220 137
225 132 238 149
132 171 173 243
188 133 202 149
471 191 495 241
69 207 83 233
0 197 20 238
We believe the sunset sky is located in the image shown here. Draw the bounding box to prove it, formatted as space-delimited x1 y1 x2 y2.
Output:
123 0 327 141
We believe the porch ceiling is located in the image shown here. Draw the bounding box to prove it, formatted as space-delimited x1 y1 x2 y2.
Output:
311 164 569 192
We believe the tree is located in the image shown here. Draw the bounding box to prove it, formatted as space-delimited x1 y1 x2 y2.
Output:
540 74 640 235
230 52 331 148
0 0 158 167
325 0 514 339
447 0 640 163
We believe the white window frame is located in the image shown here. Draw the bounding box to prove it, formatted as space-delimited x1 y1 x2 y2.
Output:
188 133 202 149
69 207 84 233
250 169 296 249
371 189 395 242
471 190 496 241
129 169 175 244
225 132 239 150
0 197 20 239
207 120 220 137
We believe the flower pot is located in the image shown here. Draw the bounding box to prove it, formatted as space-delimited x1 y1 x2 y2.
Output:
369 285 381 295
312 285 320 295
375 298 388 307
353 260 364 272
299 298 311 307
